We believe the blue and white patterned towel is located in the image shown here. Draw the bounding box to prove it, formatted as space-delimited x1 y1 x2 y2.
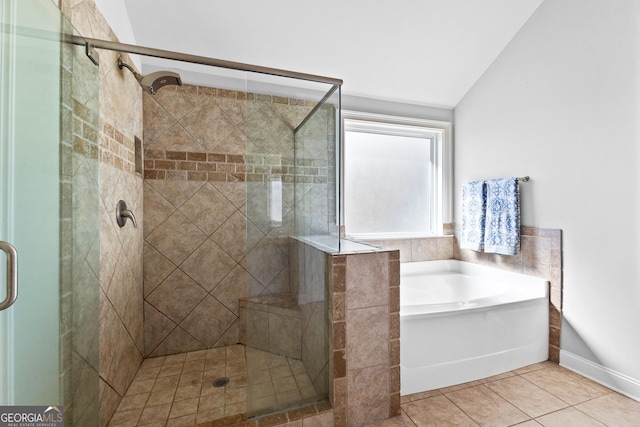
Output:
484 177 520 255
460 180 486 252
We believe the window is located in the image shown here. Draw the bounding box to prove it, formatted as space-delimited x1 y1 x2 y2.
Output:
342 112 451 238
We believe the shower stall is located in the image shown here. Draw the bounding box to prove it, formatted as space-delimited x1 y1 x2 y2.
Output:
1 0 341 424
139 56 341 421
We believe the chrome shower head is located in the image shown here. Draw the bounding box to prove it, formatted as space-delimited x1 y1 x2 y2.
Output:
117 58 182 95
138 71 182 95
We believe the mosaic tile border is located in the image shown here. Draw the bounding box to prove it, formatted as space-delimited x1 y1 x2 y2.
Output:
143 150 329 183
101 121 138 175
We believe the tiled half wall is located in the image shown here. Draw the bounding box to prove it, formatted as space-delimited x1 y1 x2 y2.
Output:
329 247 401 427
247 240 401 427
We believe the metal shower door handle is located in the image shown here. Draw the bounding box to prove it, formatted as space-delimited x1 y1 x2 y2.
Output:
0 241 18 311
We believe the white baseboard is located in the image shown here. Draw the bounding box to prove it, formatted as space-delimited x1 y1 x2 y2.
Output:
560 350 640 402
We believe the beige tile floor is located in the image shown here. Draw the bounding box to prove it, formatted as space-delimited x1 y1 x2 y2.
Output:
107 344 322 427
367 361 640 427
245 347 324 418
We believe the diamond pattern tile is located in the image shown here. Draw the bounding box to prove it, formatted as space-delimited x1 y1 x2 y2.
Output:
106 250 137 324
143 242 176 297
179 238 236 292
146 211 207 266
245 188 271 235
143 302 176 356
212 182 246 210
211 211 246 262
142 183 176 238
180 99 237 152
147 180 205 209
246 105 290 154
213 97 247 126
272 103 311 129
149 326 206 357
152 90 205 120
146 269 207 324
180 296 237 348
242 239 288 287
147 122 206 153
295 105 332 160
179 183 237 236
212 266 264 315
143 94 176 145
209 127 247 155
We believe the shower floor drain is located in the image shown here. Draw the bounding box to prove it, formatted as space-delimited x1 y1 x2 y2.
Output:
212 377 230 388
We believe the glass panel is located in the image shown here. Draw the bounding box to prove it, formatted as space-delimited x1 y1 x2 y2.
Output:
60 15 101 427
134 55 339 423
0 0 63 404
242 76 338 418
293 86 340 251
0 0 100 422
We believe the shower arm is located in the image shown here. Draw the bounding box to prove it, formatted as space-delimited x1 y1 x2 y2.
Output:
117 58 141 78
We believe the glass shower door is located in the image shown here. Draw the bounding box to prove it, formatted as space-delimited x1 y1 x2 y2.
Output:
0 0 64 405
1 1 100 422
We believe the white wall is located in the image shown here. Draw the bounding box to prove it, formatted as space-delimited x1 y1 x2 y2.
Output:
342 94 453 123
93 0 135 43
454 0 640 399
93 0 140 68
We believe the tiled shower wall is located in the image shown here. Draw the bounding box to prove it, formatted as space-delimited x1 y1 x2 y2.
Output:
60 1 145 425
142 85 329 357
60 34 101 426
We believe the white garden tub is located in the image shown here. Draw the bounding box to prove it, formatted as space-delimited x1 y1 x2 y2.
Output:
400 260 549 395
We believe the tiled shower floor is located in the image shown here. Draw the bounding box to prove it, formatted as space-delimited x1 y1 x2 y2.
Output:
107 344 324 427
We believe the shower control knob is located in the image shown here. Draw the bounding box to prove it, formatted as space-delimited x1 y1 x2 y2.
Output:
116 200 138 228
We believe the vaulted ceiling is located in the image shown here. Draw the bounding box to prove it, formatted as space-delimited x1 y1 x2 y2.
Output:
120 0 544 108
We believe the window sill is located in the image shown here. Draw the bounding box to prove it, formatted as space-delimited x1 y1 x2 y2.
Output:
346 233 452 241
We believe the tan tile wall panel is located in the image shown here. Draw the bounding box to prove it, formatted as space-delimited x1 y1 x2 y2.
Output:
142 85 320 358
97 136 144 423
60 1 145 425
60 39 103 426
363 235 455 263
